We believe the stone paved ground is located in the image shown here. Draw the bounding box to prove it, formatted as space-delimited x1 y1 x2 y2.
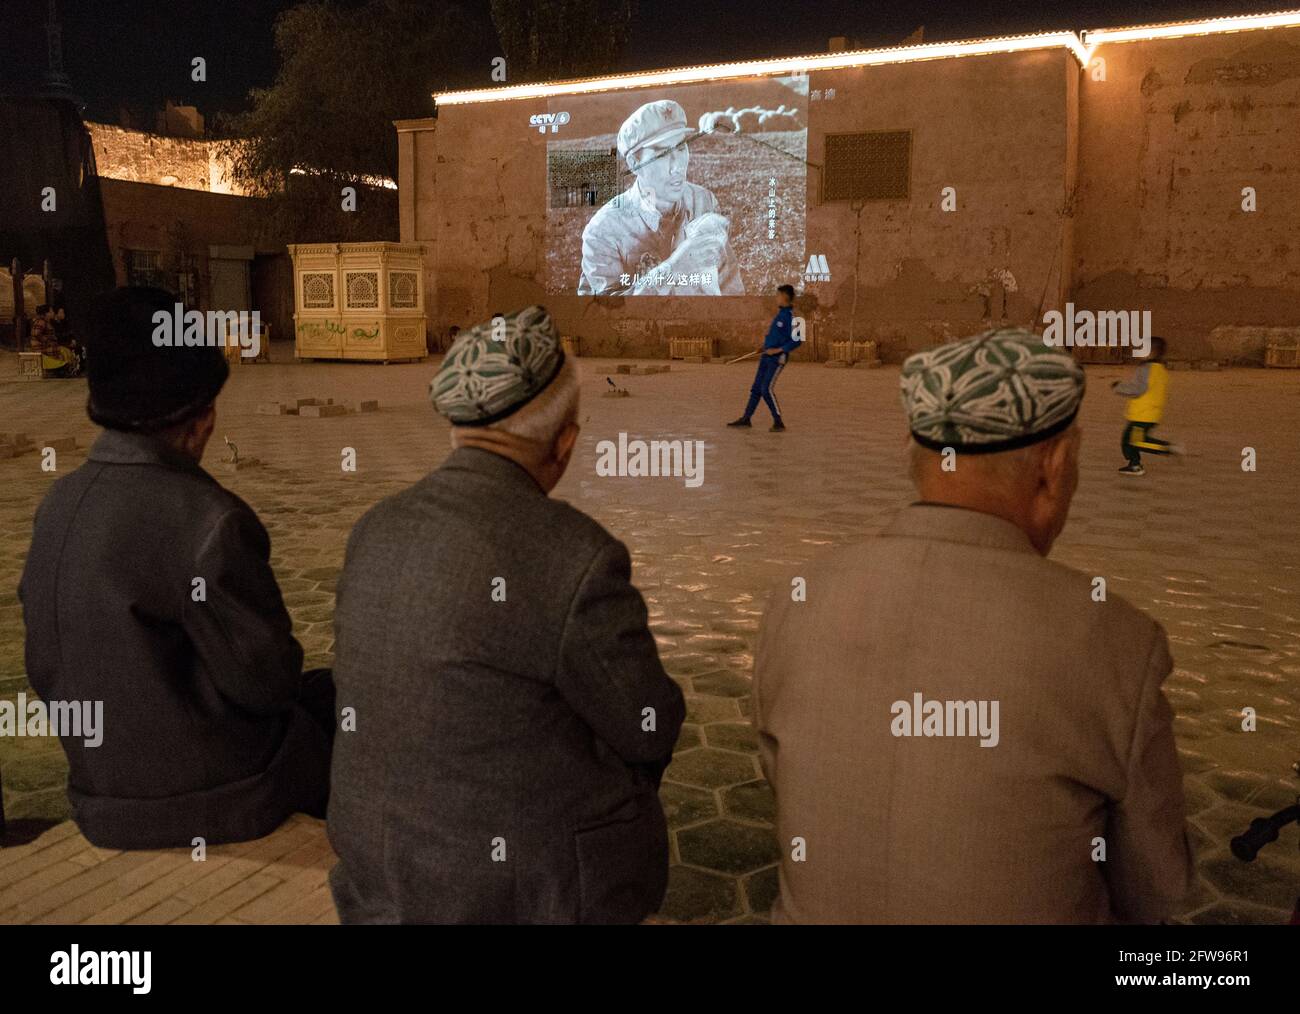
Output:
1 344 1298 924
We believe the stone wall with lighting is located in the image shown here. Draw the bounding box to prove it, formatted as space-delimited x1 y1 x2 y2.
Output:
87 122 245 195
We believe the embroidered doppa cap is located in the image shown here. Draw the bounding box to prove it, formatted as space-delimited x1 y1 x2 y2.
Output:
429 305 566 426
899 328 1085 454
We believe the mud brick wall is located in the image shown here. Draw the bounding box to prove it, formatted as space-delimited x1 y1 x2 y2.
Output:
402 25 1300 362
1074 27 1300 362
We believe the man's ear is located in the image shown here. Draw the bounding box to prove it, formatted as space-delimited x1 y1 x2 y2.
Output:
554 420 580 465
1040 429 1076 496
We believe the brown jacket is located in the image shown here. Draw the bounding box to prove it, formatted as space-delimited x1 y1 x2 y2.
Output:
753 503 1193 924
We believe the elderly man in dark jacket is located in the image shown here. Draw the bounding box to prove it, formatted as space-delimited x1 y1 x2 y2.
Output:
19 287 334 850
327 306 684 924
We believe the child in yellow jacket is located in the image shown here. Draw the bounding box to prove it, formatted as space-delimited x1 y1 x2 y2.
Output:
1112 336 1182 476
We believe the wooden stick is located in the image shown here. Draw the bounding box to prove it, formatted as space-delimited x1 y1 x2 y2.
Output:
726 349 762 365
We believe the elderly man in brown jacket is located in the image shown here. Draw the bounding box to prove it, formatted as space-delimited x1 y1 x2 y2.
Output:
754 329 1193 924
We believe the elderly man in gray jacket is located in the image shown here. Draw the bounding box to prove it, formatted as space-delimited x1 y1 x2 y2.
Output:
754 329 1193 924
327 306 684 924
20 287 334 850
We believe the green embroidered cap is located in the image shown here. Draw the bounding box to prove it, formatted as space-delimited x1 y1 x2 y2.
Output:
430 305 566 426
899 328 1085 454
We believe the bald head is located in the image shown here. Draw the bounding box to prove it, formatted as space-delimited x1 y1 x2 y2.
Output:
908 423 1082 555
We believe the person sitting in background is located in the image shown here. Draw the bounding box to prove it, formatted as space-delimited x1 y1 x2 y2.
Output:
328 306 684 924
30 303 81 377
19 286 335 849
52 304 71 342
29 303 54 348
754 329 1192 924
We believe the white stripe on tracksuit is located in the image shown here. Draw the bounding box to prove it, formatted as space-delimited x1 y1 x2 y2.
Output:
767 358 785 417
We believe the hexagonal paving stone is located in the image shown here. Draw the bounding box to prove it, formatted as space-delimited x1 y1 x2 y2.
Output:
0 675 30 696
659 781 718 829
1171 874 1221 919
704 722 757 753
1186 820 1218 857
1199 852 1300 911
293 605 337 624
2 750 70 793
1201 769 1299 811
723 779 775 824
656 865 740 923
681 634 749 653
692 670 751 698
1193 801 1280 846
1181 776 1219 816
684 695 741 724
1187 901 1293 926
3 785 71 823
661 653 727 677
677 819 781 874
281 590 334 608
673 724 702 752
743 864 779 916
664 748 757 790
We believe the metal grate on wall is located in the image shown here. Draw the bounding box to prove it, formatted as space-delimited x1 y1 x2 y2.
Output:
126 249 164 288
822 130 912 202
547 149 622 209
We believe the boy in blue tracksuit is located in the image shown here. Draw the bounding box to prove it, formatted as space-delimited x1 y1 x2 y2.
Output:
728 285 799 431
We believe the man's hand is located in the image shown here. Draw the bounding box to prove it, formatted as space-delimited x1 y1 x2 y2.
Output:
671 231 724 275
763 347 783 355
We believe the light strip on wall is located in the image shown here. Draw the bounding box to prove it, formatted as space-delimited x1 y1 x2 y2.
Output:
1083 8 1300 49
289 166 398 190
432 8 1300 106
434 31 1088 105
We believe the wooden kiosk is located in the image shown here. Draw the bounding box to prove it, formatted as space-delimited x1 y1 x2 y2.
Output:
288 242 427 363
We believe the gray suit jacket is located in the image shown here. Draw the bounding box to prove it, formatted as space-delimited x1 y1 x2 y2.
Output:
754 503 1193 924
19 430 330 849
327 447 684 923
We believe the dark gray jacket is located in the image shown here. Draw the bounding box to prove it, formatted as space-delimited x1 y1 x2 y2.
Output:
327 447 684 924
18 430 331 849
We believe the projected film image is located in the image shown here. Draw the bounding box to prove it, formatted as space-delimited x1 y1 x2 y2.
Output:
544 75 809 296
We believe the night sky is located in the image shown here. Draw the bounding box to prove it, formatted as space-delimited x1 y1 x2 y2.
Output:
0 0 1274 122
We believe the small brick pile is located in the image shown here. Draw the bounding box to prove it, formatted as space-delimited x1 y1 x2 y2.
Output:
257 398 380 418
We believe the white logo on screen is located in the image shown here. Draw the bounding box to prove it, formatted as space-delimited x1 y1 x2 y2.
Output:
529 111 571 134
803 254 830 282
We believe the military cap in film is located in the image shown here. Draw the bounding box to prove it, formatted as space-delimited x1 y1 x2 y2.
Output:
429 305 566 426
899 328 1085 454
618 100 693 162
